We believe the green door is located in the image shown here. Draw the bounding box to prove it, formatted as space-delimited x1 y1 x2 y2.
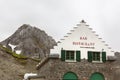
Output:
90 73 105 80
63 72 78 80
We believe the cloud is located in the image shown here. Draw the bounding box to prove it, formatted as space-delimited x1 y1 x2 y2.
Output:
0 0 120 51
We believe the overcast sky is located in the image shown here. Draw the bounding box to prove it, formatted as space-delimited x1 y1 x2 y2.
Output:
0 0 120 51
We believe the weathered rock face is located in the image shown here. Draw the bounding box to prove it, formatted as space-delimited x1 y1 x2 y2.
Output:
0 46 39 80
0 24 56 59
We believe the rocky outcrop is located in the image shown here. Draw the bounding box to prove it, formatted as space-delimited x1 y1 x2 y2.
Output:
0 24 56 59
0 46 39 80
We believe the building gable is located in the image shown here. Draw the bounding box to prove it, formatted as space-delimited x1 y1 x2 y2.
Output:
50 20 114 60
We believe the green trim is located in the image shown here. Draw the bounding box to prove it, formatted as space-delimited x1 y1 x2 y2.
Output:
66 51 74 60
63 72 78 80
88 51 106 63
88 51 92 62
92 52 100 61
61 50 65 61
102 52 106 62
90 72 105 80
76 51 81 62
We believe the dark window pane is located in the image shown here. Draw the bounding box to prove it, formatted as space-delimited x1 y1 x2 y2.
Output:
66 51 75 60
92 52 100 61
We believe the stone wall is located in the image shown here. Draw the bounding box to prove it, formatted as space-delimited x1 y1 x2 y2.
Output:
37 58 115 80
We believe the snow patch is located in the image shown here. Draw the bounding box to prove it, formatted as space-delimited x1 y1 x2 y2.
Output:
23 73 37 80
8 44 21 54
8 44 16 51
3 45 6 48
16 50 21 54
20 29 25 36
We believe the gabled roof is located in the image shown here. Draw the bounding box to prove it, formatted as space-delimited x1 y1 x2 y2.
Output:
36 20 115 69
50 20 114 57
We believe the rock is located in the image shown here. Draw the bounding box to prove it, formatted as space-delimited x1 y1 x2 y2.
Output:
0 24 56 59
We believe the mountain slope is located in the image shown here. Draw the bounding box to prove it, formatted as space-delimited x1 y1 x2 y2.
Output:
1 24 56 59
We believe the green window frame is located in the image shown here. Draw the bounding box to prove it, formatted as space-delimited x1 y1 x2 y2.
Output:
61 50 81 62
61 50 65 61
66 51 75 60
92 52 100 61
102 52 106 62
88 51 106 62
76 51 81 62
88 51 92 62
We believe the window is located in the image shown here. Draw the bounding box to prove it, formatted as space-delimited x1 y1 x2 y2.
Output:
61 50 81 62
63 72 78 80
92 52 100 61
66 51 75 60
88 51 106 63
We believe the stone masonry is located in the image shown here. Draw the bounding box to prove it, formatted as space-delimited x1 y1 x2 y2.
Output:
37 58 117 80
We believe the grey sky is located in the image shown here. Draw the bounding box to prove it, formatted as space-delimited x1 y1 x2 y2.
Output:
0 0 120 51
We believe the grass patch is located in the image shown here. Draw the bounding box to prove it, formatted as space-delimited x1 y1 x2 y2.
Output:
0 45 41 62
29 58 41 62
0 45 27 59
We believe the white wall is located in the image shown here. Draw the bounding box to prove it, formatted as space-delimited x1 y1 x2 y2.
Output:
50 22 114 59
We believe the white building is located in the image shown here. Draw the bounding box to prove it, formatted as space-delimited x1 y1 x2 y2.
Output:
36 20 117 80
50 20 114 63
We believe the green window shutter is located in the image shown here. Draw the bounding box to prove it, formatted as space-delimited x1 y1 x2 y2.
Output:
102 52 106 62
61 50 65 61
88 51 92 62
76 51 81 62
